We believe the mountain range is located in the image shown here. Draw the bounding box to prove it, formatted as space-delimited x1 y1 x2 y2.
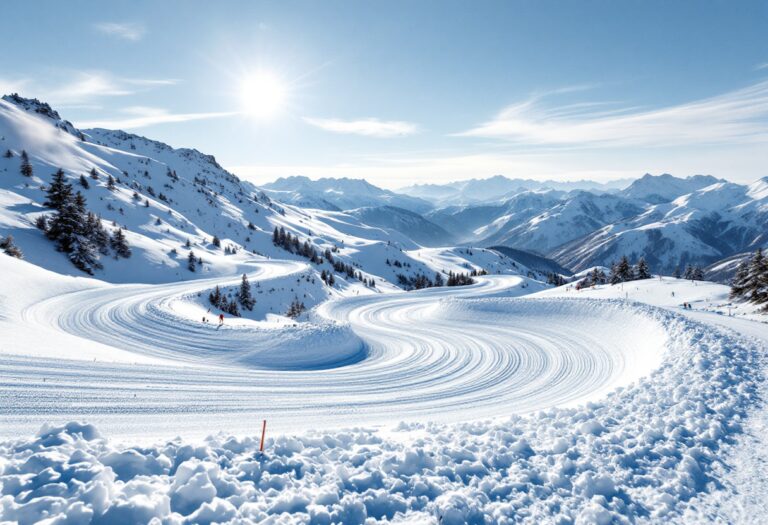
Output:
1 92 765 284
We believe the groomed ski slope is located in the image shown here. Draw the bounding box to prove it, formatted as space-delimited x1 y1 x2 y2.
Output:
2 253 666 441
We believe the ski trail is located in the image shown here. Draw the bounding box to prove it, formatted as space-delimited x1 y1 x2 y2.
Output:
1 272 669 441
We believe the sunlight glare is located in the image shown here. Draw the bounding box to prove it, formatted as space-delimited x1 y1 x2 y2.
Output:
240 71 286 119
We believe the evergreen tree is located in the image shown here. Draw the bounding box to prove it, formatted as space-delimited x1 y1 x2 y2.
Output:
212 235 221 248
0 235 22 258
107 174 116 190
19 150 32 177
209 286 222 308
44 169 72 210
434 272 445 287
79 174 90 189
87 213 110 255
591 267 607 285
609 262 622 285
187 250 197 271
90 168 99 180
238 274 255 310
635 257 651 279
3 149 12 158
69 233 101 274
730 259 751 300
286 297 306 318
110 228 131 258
46 191 84 253
227 298 241 317
673 265 681 279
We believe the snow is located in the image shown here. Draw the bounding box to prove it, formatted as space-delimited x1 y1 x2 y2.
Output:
0 296 763 523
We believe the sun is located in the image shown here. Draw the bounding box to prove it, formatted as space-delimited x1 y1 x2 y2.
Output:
240 71 286 119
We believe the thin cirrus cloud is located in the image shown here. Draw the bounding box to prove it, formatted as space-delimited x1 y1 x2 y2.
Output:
303 116 419 137
79 106 236 130
38 72 178 104
93 22 146 41
457 80 768 148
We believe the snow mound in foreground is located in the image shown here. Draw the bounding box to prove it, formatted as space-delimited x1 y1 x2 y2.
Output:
0 308 763 524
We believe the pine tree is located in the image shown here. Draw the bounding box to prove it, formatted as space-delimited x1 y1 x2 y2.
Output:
79 174 90 189
110 228 131 258
591 267 607 285
434 272 444 287
44 170 72 210
107 174 116 190
69 233 101 274
47 191 84 253
745 249 768 304
3 149 12 158
609 262 622 285
227 298 241 317
238 274 255 310
0 235 22 258
286 298 306 318
730 258 751 300
90 168 99 180
209 286 222 308
19 150 32 177
87 213 110 255
212 235 221 248
635 257 651 280
187 250 197 271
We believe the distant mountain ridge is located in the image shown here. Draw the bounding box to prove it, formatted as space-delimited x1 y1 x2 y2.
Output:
262 175 432 213
399 174 632 207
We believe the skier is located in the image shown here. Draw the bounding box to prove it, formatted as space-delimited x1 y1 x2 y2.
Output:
218 313 224 325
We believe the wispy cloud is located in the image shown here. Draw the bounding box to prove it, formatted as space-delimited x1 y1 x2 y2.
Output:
755 62 768 71
2 71 180 105
458 81 768 147
303 117 419 137
80 106 236 130
94 22 146 42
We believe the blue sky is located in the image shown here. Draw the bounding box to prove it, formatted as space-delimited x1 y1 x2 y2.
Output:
2 1 767 187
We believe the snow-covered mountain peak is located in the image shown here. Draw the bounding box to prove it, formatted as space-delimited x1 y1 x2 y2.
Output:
620 173 724 204
747 176 768 201
1 93 83 139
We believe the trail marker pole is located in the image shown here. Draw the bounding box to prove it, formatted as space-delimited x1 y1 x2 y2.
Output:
259 419 267 452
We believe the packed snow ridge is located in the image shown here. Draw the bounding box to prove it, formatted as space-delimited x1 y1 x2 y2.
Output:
0 305 763 524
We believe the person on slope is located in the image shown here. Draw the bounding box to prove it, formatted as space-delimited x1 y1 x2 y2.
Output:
218 313 224 325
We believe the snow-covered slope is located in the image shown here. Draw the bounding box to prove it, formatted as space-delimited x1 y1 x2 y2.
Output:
481 191 645 255
0 94 527 299
346 205 455 247
262 175 432 213
2 271 765 523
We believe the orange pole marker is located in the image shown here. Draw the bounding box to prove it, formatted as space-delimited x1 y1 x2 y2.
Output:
259 419 267 452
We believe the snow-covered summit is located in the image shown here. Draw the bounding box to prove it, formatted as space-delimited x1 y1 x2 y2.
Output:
619 172 724 204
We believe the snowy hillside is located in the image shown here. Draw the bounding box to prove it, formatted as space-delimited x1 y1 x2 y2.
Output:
0 94 530 303
346 205 455 246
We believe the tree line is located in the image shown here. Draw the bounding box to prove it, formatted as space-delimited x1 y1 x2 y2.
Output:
36 169 131 274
